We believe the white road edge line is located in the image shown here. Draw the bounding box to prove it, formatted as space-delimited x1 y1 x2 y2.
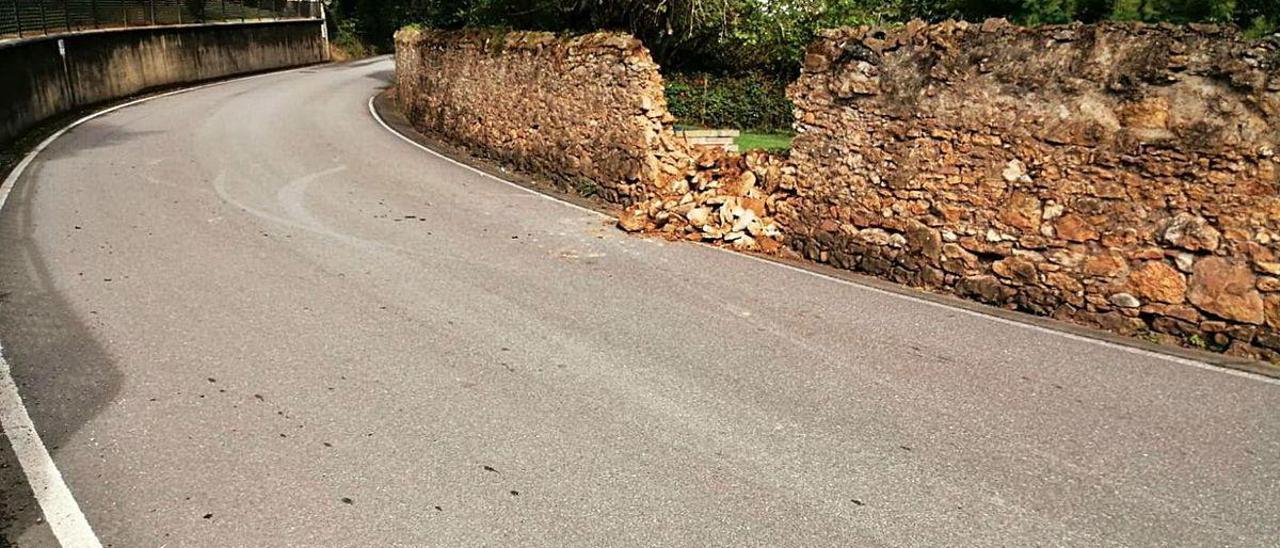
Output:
367 94 1280 386
0 64 318 548
367 96 606 219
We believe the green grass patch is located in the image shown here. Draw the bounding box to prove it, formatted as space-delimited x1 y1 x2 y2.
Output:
735 131 794 153
573 177 600 198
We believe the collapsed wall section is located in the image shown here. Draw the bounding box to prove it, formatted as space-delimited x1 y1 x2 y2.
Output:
394 28 791 251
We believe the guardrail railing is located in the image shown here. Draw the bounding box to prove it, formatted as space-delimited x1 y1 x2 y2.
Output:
0 0 321 40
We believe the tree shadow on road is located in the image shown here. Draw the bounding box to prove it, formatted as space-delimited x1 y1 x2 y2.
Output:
32 121 167 164
0 146 124 545
364 69 395 85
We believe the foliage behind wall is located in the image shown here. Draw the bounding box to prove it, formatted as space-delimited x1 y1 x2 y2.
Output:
341 0 1277 69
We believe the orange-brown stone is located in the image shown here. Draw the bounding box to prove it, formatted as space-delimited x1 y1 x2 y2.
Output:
1127 261 1187 304
1187 257 1264 324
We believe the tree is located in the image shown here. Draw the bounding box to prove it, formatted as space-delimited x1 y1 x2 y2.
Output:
332 0 1277 68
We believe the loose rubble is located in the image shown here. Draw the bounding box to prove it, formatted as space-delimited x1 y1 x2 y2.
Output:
616 148 791 253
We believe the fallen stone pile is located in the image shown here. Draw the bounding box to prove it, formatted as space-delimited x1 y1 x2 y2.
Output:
618 149 794 253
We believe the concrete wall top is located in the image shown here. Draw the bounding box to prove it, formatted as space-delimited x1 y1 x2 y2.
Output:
0 18 321 52
0 18 326 145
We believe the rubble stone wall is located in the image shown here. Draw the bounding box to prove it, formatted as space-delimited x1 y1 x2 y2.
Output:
785 20 1280 358
393 28 692 206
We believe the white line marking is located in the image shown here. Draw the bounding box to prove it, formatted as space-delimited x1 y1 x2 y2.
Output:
276 165 348 228
366 96 606 219
368 93 1280 386
720 249 1280 385
0 349 102 548
0 63 322 548
211 169 389 249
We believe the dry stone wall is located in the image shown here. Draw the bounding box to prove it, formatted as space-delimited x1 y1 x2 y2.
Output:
394 28 683 205
785 20 1280 359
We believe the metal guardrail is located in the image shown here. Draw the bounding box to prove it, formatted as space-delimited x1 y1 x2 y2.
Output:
0 0 321 40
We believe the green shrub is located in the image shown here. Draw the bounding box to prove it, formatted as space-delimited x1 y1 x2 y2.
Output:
334 18 374 57
665 72 794 132
1243 15 1278 38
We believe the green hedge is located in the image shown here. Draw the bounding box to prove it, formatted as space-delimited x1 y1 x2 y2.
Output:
665 72 794 132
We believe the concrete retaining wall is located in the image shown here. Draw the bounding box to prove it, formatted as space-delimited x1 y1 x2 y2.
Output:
0 20 326 144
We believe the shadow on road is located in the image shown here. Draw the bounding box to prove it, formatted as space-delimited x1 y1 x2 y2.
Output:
342 55 392 68
0 145 124 544
34 122 167 164
364 69 395 85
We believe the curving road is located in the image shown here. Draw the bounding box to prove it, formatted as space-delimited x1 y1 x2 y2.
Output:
1 57 1279 547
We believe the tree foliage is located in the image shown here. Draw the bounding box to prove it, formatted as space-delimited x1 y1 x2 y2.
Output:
665 72 794 130
332 0 1278 72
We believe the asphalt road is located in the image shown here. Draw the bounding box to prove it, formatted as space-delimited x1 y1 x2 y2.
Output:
1 57 1278 547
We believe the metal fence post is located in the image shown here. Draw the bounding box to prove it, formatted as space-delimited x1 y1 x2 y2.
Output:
38 0 49 34
148 0 155 24
63 0 71 31
12 0 22 37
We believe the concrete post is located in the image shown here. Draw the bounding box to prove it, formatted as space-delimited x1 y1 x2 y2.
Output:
319 1 329 61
